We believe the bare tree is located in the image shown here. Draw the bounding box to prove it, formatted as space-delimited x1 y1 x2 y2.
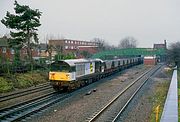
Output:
91 38 113 51
45 43 53 61
91 38 105 51
43 34 55 61
167 41 180 67
118 36 138 48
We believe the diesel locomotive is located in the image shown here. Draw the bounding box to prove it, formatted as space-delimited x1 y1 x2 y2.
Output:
49 57 143 91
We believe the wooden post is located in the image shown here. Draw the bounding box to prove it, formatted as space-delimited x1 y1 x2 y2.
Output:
155 105 160 122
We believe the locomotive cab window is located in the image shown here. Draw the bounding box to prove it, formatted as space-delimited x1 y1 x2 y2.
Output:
51 62 70 72
70 66 76 72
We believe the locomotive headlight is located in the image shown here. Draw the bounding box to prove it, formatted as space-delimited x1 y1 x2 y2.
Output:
66 74 70 79
50 73 55 80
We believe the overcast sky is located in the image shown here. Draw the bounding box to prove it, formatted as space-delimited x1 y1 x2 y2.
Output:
0 0 180 48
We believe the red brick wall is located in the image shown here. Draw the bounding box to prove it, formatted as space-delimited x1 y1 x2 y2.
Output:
78 47 98 54
0 47 14 61
20 48 39 59
144 59 157 65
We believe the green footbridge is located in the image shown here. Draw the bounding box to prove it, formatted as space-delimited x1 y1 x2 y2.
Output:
92 48 166 61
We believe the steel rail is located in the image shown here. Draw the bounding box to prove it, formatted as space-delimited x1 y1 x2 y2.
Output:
87 65 161 122
0 91 57 117
112 65 161 122
0 92 69 121
0 82 51 102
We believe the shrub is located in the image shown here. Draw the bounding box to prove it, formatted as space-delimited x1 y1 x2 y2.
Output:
0 77 13 93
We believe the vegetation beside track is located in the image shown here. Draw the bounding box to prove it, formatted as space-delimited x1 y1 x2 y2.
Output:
150 68 172 122
0 70 48 93
177 69 180 121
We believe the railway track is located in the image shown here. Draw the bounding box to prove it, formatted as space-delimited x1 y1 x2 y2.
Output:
86 65 162 122
0 90 72 121
0 82 52 102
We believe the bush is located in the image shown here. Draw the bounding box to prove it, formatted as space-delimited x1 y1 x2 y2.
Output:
0 77 13 93
0 70 48 93
16 75 33 88
15 71 47 88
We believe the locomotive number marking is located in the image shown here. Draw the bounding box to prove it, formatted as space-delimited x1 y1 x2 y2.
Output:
90 63 93 73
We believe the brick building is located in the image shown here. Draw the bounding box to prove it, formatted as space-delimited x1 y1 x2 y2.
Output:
153 40 167 49
49 39 99 58
38 43 49 58
144 56 157 65
153 40 167 62
0 36 40 62
0 36 14 62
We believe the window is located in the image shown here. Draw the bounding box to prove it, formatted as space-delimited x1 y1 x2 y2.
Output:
65 40 68 43
51 63 70 72
71 41 73 44
70 66 76 72
65 46 68 49
71 46 73 49
2 47 6 53
11 48 15 54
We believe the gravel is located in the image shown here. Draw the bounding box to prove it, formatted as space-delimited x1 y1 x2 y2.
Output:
118 65 171 122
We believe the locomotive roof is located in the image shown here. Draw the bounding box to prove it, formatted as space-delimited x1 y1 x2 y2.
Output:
52 58 141 66
63 59 89 66
59 58 102 66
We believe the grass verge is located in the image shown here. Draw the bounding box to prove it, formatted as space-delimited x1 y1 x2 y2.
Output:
150 81 170 122
0 70 48 93
178 69 180 121
150 68 172 122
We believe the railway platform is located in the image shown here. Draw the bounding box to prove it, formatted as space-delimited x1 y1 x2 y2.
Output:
160 67 178 122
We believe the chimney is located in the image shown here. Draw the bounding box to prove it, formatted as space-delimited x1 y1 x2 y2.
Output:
164 40 167 49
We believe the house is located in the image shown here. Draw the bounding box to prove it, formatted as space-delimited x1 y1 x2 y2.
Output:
153 40 167 49
153 40 167 62
0 36 14 62
38 43 49 58
0 36 41 62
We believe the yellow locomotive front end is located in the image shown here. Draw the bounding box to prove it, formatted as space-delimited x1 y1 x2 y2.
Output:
49 61 76 91
49 72 71 81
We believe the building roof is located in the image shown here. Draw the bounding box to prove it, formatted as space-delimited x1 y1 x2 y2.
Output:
144 56 156 59
49 39 98 45
53 58 103 66
153 40 167 49
154 44 166 49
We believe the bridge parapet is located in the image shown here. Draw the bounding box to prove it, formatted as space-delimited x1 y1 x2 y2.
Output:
160 67 178 122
